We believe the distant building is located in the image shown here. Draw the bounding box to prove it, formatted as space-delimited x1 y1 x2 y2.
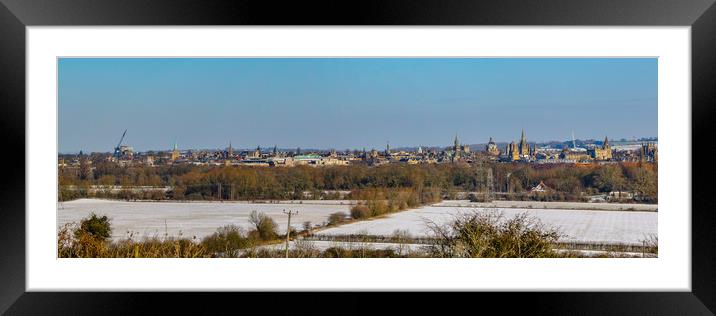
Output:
530 181 553 193
503 130 534 162
486 137 500 156
248 146 261 158
588 136 613 161
451 134 470 161
518 130 529 157
640 142 658 162
506 141 520 161
560 147 591 161
171 141 180 161
144 155 155 166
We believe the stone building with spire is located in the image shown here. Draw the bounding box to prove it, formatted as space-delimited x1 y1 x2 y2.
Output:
451 134 471 161
503 130 535 162
518 129 530 157
588 136 613 161
171 140 180 161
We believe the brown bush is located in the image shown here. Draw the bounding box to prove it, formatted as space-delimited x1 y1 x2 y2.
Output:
426 210 561 258
350 204 371 219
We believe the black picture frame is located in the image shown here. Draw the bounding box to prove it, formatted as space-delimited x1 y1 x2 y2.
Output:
1 0 714 314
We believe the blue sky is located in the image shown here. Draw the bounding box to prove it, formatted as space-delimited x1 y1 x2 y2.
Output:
58 58 657 153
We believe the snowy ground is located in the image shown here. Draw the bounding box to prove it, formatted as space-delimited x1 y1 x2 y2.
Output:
435 200 657 212
317 205 657 245
58 199 657 245
58 199 351 240
259 240 653 257
260 240 427 253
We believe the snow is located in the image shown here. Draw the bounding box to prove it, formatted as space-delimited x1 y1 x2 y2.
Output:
58 199 351 240
260 240 427 252
58 199 657 246
317 205 657 245
435 200 657 212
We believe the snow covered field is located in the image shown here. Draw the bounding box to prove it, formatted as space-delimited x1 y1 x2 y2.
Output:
58 199 351 240
435 200 657 212
260 240 427 253
58 199 657 245
318 205 657 245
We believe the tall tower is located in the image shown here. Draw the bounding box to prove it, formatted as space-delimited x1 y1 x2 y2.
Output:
509 141 520 161
518 129 529 156
171 140 179 161
385 141 391 156
228 141 233 157
572 131 577 149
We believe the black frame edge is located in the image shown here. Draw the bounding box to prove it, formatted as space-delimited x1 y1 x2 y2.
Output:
0 1 26 314
1 0 715 314
691 0 716 312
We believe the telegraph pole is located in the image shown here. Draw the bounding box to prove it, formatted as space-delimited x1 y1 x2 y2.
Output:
283 209 298 258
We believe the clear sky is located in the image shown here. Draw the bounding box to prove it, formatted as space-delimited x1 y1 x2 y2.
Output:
59 58 657 153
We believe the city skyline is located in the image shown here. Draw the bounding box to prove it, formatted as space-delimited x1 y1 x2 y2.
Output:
59 58 657 153
59 132 657 155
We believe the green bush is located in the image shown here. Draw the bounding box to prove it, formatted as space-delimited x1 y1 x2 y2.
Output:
75 213 112 241
201 225 252 257
248 210 278 240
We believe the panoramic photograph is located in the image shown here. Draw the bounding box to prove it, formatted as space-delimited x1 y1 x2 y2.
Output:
57 58 658 258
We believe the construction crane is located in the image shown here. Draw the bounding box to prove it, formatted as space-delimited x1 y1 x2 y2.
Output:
113 129 127 158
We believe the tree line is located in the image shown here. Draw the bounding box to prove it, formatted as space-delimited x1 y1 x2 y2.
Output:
59 161 657 203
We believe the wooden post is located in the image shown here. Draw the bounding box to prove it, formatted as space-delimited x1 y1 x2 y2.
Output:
283 209 297 258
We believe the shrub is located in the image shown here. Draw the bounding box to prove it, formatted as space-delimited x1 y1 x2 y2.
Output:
186 192 204 200
327 212 348 226
426 210 561 258
75 213 112 241
367 199 388 216
468 192 492 202
302 221 313 234
420 187 442 204
350 204 371 219
248 210 278 240
202 225 252 257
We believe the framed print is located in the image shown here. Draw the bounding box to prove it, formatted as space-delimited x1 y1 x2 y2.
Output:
1 0 715 314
